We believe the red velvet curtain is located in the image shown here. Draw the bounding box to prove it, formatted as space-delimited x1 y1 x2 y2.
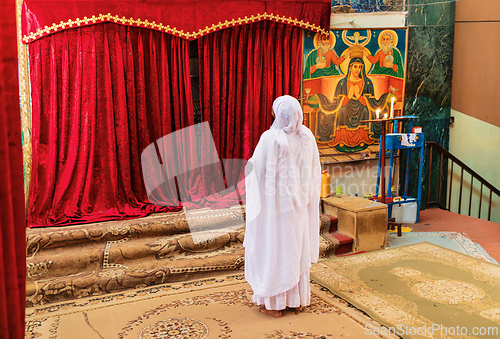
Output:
28 23 195 227
198 21 302 173
0 0 26 336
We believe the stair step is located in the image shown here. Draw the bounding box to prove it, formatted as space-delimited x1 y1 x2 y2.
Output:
26 247 245 306
330 231 353 255
25 210 341 306
27 206 245 253
26 226 245 282
329 216 338 233
330 231 352 245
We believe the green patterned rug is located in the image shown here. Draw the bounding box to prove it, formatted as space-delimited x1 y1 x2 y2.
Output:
312 242 500 338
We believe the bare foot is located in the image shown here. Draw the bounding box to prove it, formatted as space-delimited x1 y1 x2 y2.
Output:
259 306 283 318
287 306 303 314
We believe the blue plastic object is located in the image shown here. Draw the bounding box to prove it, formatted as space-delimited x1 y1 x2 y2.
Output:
375 116 424 222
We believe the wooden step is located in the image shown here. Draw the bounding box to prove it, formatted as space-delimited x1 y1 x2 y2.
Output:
319 213 353 256
329 216 338 233
330 231 353 255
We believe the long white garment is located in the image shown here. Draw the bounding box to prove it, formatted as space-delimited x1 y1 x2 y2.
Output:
253 269 311 310
243 95 321 300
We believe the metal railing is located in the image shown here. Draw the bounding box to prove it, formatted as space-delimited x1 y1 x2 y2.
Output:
426 141 500 221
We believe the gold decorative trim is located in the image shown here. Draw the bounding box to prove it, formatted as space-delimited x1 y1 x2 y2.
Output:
17 0 32 211
22 12 329 43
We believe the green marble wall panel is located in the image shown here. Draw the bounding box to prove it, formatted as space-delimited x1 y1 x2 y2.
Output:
400 2 455 210
407 0 456 26
404 25 454 120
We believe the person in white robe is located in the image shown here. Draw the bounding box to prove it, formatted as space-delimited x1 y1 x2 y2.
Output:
243 95 321 317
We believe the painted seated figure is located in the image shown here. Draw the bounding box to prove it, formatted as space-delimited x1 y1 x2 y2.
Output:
303 31 346 79
315 47 392 152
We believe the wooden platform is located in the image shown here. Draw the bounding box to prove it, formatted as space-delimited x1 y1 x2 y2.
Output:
25 206 348 306
322 195 388 252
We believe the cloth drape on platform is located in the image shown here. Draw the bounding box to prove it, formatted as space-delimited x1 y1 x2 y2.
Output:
243 96 321 305
28 23 195 227
0 0 26 336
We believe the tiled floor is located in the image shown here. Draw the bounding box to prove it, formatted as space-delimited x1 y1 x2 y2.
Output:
405 207 500 262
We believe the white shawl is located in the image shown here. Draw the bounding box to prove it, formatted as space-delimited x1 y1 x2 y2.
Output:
243 95 321 297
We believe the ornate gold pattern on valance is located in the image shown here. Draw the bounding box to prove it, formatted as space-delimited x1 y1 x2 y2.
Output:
23 12 329 43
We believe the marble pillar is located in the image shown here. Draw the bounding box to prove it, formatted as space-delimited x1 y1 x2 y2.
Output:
402 0 456 208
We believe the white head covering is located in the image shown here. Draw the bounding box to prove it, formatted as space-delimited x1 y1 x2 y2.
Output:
270 95 313 171
271 95 303 133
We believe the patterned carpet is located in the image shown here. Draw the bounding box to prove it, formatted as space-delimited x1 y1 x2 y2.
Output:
387 232 499 264
26 206 340 307
311 243 500 338
25 274 389 339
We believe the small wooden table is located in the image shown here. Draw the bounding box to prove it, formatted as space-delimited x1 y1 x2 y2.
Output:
322 195 388 252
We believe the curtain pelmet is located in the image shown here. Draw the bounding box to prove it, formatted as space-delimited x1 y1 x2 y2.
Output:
22 0 331 43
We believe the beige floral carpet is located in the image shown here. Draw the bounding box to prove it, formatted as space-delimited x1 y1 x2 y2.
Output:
25 273 392 339
311 242 500 339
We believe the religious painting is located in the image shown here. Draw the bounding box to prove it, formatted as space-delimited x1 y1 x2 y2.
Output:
302 28 407 155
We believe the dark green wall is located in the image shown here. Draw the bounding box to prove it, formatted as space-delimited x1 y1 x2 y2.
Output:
401 0 455 208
